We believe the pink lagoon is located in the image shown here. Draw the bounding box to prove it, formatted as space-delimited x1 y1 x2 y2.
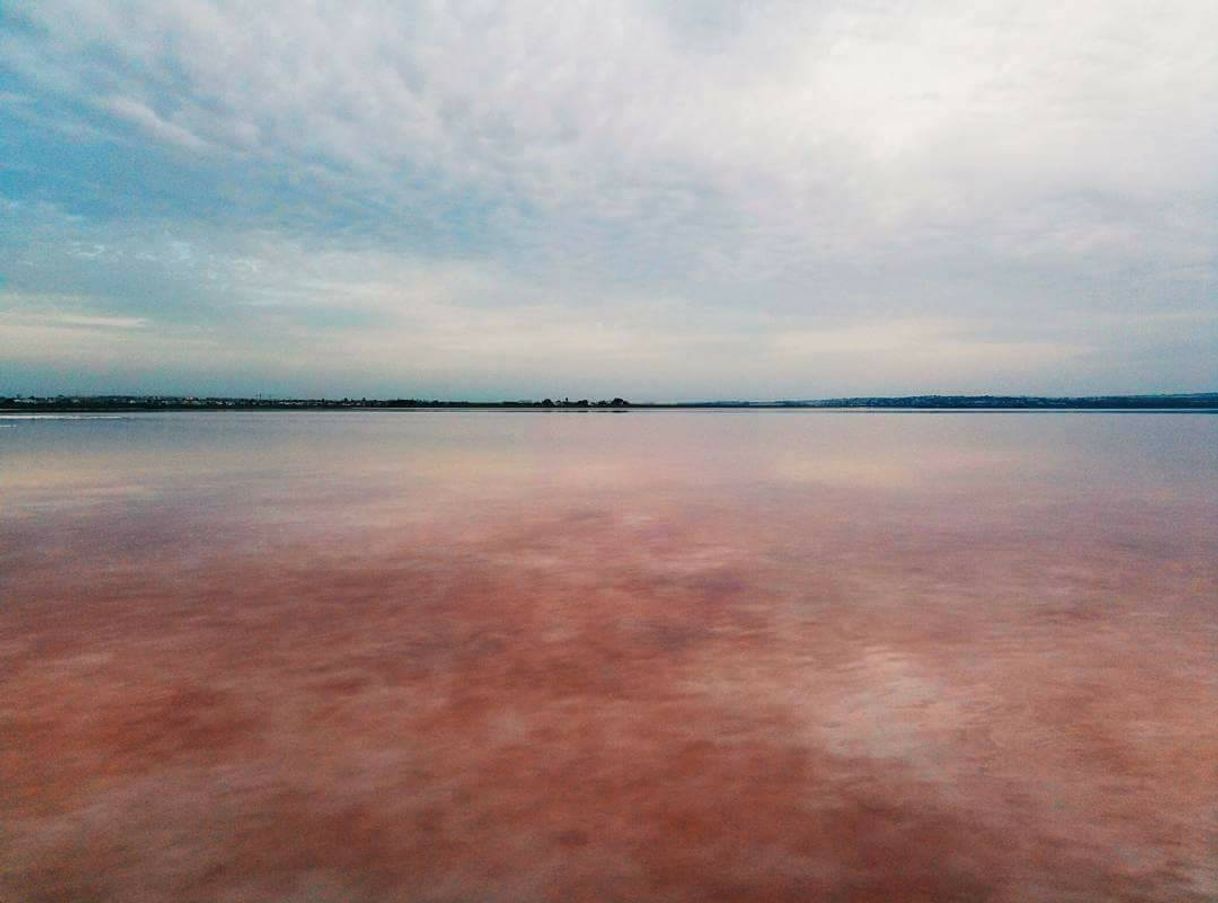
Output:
2 410 1215 901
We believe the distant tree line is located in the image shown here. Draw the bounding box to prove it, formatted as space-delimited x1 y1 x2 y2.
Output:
0 395 634 411
4 393 1216 412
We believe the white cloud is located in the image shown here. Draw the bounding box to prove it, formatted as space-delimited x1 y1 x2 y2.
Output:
11 1 1217 204
1 0 1215 394
101 96 210 151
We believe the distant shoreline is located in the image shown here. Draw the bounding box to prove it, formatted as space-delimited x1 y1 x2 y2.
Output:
3 394 1216 413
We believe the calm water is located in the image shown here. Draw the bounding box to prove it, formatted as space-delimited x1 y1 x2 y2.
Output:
2 411 1216 901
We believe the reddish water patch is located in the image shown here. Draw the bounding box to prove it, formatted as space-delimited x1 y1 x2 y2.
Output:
2 412 1215 900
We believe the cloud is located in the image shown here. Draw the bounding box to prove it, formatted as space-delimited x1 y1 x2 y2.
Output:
101 96 210 151
1 0 1215 395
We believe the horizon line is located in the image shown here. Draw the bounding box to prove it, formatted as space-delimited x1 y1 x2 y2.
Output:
4 390 1217 410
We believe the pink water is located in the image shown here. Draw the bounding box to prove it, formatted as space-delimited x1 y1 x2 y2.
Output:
2 411 1215 901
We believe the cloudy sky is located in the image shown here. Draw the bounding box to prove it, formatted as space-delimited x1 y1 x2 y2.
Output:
1 0 1215 400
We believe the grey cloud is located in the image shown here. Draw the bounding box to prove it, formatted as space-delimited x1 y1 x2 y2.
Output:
1 0 1215 395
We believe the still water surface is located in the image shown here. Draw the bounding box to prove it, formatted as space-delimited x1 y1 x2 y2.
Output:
2 411 1216 900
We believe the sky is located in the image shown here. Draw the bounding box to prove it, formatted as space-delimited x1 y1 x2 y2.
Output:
1 0 1215 401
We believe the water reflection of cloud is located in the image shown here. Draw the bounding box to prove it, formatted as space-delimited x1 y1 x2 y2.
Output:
2 412 1216 900
770 448 1035 490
